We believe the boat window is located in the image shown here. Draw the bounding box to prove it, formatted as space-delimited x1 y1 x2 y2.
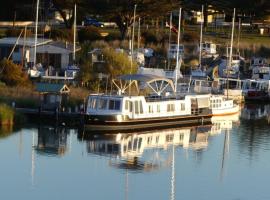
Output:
167 104 175 112
148 105 153 113
98 99 108 110
140 101 143 114
89 98 97 109
157 105 160 113
109 100 121 110
125 100 129 110
134 101 139 114
129 101 133 112
181 103 185 111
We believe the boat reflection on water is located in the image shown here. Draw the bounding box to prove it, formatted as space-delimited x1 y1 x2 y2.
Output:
241 103 270 122
80 111 240 172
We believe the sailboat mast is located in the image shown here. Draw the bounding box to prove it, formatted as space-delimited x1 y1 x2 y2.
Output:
131 4 137 58
174 7 182 93
73 3 77 62
33 0 40 67
137 17 141 49
229 8 236 69
199 5 204 70
168 12 172 70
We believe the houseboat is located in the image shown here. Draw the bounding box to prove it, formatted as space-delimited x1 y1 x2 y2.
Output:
242 79 270 101
84 74 239 132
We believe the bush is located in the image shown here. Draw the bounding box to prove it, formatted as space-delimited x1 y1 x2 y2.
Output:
0 104 14 125
45 28 73 42
0 59 30 87
102 47 138 77
78 26 102 42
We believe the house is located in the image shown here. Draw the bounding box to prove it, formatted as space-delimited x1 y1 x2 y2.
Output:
35 82 70 111
0 37 80 69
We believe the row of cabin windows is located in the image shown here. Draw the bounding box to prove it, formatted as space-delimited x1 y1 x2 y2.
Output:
210 99 222 108
148 103 185 114
125 100 143 114
89 98 121 110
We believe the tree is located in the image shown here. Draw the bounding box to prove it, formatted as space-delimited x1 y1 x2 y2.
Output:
84 0 181 39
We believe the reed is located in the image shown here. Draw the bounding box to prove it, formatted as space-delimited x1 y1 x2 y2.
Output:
0 104 14 125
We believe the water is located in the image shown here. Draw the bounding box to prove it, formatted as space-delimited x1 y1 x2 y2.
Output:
0 104 270 200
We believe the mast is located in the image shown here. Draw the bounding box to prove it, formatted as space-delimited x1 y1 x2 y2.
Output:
131 4 137 59
226 8 236 100
137 17 141 49
229 8 236 70
33 0 40 67
237 18 241 55
174 7 182 93
22 26 27 67
199 5 204 71
168 12 172 70
73 3 77 62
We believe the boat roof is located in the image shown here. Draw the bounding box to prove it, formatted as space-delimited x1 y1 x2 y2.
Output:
118 74 172 83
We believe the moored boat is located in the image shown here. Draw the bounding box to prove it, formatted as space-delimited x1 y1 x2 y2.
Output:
84 74 239 132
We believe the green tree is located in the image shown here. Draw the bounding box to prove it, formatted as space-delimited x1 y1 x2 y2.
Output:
84 0 181 39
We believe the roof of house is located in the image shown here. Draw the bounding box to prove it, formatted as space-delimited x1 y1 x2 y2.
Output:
35 41 81 53
0 37 52 47
35 83 70 93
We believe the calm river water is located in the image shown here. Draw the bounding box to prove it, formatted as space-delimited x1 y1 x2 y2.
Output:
0 104 270 200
